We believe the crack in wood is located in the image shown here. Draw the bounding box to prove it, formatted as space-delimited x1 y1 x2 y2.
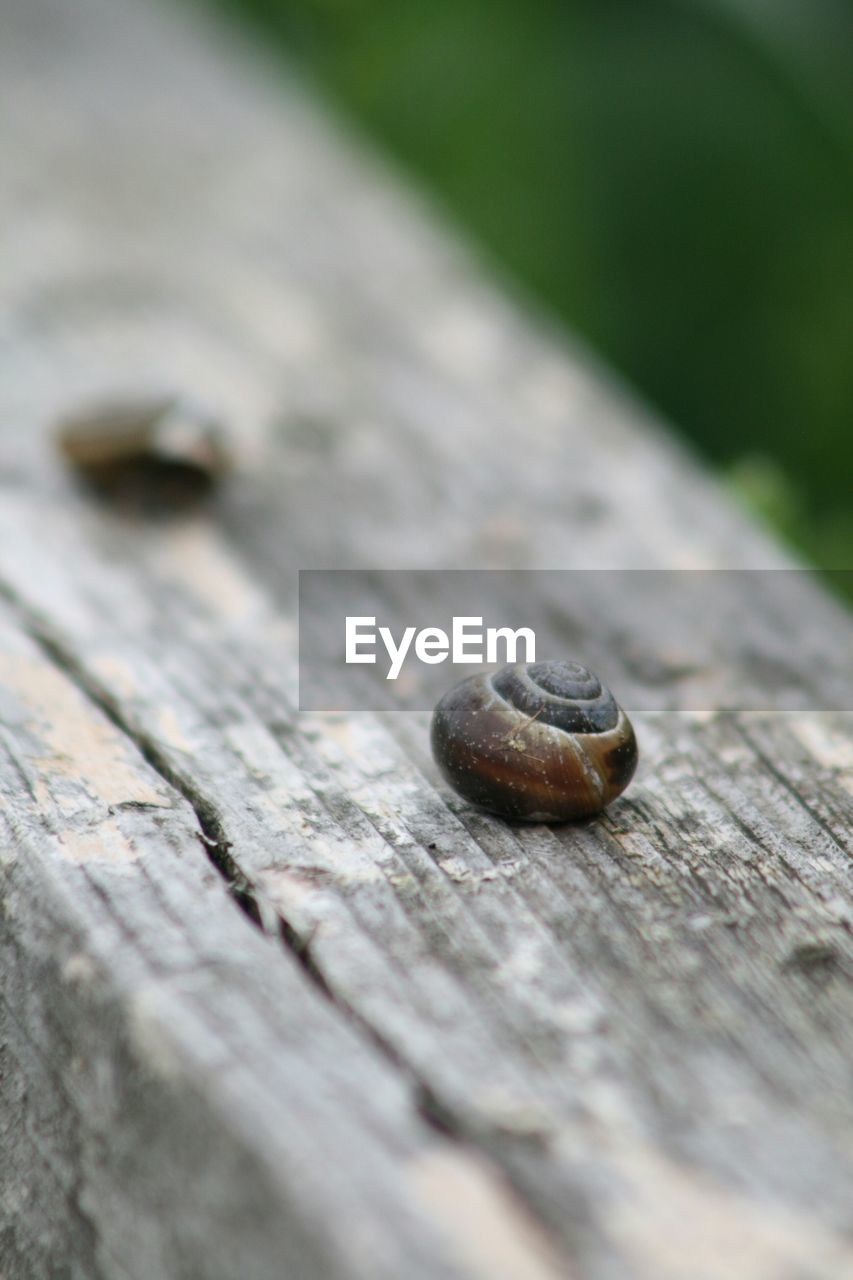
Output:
0 578 565 1252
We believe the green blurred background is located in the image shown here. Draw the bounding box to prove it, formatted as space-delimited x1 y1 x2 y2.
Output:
203 0 852 569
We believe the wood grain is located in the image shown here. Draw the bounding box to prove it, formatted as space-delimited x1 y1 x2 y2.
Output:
0 0 851 1277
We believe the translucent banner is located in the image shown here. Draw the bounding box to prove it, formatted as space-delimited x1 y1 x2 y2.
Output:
298 569 852 713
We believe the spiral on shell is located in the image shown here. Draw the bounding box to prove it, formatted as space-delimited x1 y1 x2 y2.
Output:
430 661 638 822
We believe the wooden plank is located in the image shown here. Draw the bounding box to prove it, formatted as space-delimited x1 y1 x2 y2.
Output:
1 0 851 1277
0 603 554 1280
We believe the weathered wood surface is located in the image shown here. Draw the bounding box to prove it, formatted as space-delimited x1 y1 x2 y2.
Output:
1 0 852 1277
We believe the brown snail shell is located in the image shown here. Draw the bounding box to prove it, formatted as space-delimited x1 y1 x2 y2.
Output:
431 661 638 822
56 392 229 507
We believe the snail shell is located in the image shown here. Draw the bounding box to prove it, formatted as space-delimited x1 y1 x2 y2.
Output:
430 661 637 822
56 392 229 506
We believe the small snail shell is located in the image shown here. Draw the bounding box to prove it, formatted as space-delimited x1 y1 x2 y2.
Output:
56 392 229 507
430 661 638 822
